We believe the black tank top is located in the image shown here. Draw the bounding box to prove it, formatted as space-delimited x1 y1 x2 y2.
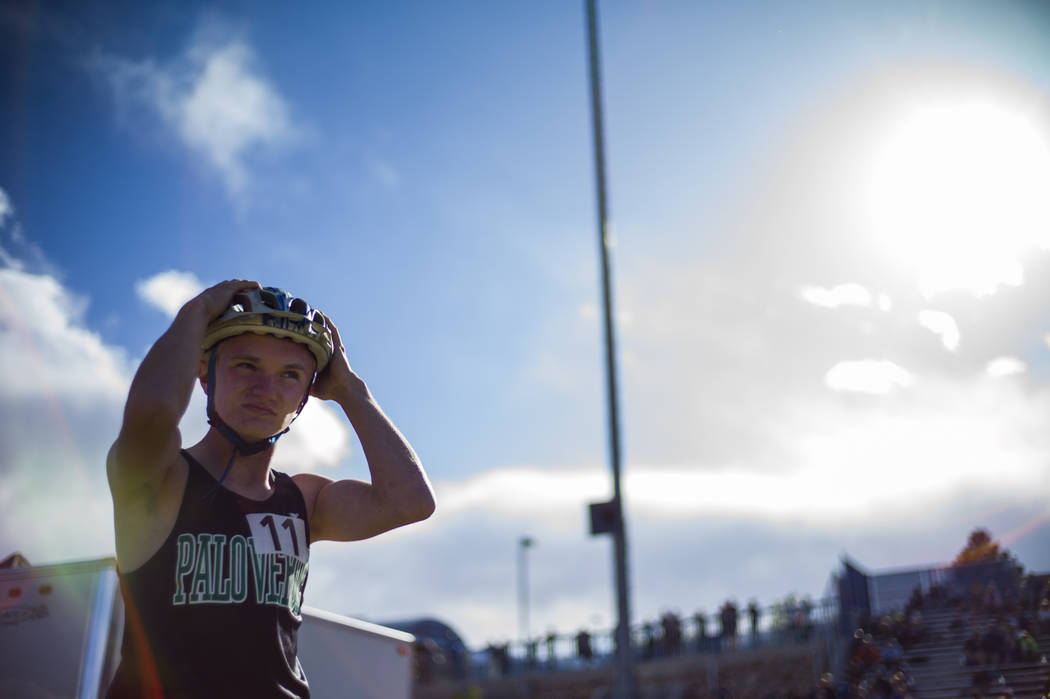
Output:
107 451 312 698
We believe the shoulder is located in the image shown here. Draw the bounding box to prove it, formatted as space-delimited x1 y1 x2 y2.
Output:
290 472 332 520
111 453 190 572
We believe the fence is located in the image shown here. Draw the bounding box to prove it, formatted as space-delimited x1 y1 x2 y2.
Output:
465 597 839 681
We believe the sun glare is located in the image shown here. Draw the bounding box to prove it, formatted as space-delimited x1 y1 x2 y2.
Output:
867 99 1050 298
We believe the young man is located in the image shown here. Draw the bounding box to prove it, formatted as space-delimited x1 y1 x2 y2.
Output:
106 280 435 698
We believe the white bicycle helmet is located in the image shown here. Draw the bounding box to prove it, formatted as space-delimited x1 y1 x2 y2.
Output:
202 286 334 371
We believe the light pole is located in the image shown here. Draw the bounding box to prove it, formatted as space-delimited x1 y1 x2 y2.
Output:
518 536 535 648
584 1 636 696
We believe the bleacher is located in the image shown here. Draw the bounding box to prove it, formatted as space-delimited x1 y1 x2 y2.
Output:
892 607 1049 699
411 556 1049 699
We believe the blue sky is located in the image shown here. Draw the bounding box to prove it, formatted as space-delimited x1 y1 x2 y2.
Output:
4 1 1050 648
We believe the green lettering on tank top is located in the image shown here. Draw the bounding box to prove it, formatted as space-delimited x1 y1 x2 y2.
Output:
172 533 196 605
283 557 297 612
249 542 269 604
210 534 230 602
188 533 213 604
229 535 248 603
287 556 308 615
266 554 286 605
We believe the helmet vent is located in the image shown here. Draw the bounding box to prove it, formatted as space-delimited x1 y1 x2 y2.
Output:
230 293 252 313
260 290 280 309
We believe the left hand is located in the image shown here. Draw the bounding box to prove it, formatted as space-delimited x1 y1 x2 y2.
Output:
310 315 364 403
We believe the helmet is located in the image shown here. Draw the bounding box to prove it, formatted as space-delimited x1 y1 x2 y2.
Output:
202 286 334 371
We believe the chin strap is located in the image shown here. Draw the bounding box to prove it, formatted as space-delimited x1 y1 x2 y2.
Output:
201 347 309 500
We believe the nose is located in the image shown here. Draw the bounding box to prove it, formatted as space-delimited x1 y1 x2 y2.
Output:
249 371 278 395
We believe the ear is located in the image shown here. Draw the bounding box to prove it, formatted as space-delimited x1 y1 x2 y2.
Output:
199 353 210 394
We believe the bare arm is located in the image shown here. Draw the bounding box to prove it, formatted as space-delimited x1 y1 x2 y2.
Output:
107 279 259 501
297 321 435 542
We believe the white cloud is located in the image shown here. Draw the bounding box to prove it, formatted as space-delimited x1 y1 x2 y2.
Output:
800 283 873 308
826 360 913 395
176 42 295 193
0 269 131 403
135 270 205 317
431 376 1050 527
94 36 297 200
272 399 353 474
0 267 133 561
0 187 12 227
917 309 960 352
986 357 1026 378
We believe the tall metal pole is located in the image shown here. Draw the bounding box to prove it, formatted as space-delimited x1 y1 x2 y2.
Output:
584 1 636 696
518 536 534 646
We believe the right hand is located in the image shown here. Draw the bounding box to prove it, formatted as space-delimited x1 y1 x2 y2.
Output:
190 279 261 320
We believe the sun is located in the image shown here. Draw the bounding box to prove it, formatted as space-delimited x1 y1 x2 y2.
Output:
866 99 1050 297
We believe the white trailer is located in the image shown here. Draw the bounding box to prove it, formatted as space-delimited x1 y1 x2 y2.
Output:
0 557 414 699
298 606 416 699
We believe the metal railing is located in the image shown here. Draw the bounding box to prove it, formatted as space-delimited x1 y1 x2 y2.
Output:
465 597 839 681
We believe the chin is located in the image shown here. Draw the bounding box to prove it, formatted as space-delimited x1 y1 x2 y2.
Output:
227 417 286 442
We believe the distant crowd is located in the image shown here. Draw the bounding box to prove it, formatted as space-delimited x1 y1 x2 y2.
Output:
420 563 1050 699
469 596 819 680
833 571 1050 699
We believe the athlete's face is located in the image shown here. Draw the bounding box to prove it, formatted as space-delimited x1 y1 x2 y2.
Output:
203 333 316 441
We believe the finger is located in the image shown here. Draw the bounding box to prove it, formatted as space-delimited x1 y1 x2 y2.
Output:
319 313 346 351
225 279 261 292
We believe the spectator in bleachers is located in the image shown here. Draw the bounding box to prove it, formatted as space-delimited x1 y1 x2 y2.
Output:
575 629 593 665
890 670 915 699
846 629 867 684
1017 630 1039 663
905 586 924 619
748 600 760 645
486 642 510 677
964 629 985 666
812 671 837 699
1038 599 1050 635
970 669 996 698
799 598 815 641
1022 575 1042 611
525 639 538 669
544 629 557 669
861 634 882 670
1017 607 1035 636
694 610 708 651
661 610 683 656
981 623 1007 666
984 583 1003 614
870 673 893 699
642 620 656 659
721 600 739 651
882 638 903 672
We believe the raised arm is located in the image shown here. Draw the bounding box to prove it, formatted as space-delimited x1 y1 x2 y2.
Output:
295 319 435 542
107 279 260 501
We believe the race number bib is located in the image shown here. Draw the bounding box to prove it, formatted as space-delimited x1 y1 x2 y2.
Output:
245 513 309 564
